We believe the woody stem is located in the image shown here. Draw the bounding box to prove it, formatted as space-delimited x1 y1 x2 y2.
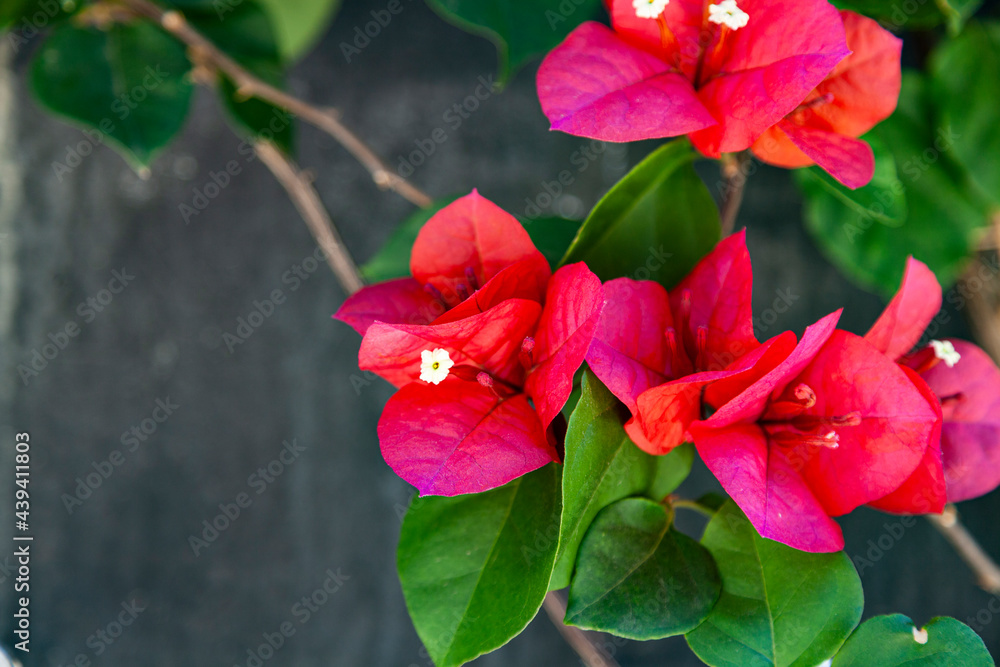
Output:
927 505 1000 595
116 0 434 210
543 592 622 667
719 151 750 236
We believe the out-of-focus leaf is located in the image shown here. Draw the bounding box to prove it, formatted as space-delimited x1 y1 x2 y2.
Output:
361 196 460 283
831 0 981 34
520 216 581 269
801 72 993 296
424 0 603 84
29 21 194 171
561 139 721 290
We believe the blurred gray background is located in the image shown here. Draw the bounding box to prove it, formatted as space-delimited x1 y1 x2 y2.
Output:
0 1 997 664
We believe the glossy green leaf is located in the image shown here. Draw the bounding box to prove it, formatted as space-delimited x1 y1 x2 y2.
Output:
398 464 561 667
930 21 1000 202
565 498 721 639
831 0 981 33
551 371 693 590
801 72 992 296
361 197 459 283
520 216 582 270
686 501 864 667
561 140 721 290
832 615 995 666
29 21 194 171
425 0 602 83
181 0 294 152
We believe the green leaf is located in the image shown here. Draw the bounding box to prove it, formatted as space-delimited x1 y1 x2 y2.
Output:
686 501 864 667
930 21 1000 202
253 0 341 61
561 140 721 290
801 72 992 296
520 216 582 270
180 0 294 153
832 615 995 666
795 134 906 228
1 0 75 31
29 21 194 171
551 371 693 590
565 498 721 639
830 0 981 33
361 197 460 283
424 0 602 84
398 464 561 667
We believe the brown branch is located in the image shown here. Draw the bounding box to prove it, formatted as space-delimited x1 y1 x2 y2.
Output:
117 0 433 209
542 592 621 667
719 152 751 237
927 506 1000 595
254 141 365 295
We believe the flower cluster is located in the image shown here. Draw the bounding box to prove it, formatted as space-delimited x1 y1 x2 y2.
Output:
588 235 1000 552
337 195 999 554
536 0 902 188
335 191 604 496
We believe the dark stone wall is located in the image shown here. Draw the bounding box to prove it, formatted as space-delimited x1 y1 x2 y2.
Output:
0 1 996 665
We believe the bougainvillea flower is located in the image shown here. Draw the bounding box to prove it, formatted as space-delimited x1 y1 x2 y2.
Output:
536 0 850 156
585 232 759 453
334 191 604 496
689 311 941 552
751 11 902 189
864 257 1000 505
335 189 551 336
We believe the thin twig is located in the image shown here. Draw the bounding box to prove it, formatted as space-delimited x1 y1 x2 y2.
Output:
927 505 1000 595
543 592 621 667
254 140 365 295
117 0 433 209
719 152 750 237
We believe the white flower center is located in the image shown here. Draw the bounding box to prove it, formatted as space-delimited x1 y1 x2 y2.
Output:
708 0 749 29
420 348 454 385
633 0 670 19
930 340 961 368
913 626 929 644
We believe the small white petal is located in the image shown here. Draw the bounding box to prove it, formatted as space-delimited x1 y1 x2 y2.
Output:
708 0 749 29
633 0 670 19
930 340 961 368
419 348 454 385
913 626 929 644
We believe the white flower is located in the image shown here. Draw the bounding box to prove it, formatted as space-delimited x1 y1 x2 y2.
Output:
930 340 961 368
633 0 669 19
708 0 749 29
419 348 454 385
913 626 929 644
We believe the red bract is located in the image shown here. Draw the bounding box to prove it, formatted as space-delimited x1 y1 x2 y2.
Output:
536 0 849 156
751 11 902 189
334 191 604 496
585 232 759 453
690 312 940 552
864 258 1000 504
